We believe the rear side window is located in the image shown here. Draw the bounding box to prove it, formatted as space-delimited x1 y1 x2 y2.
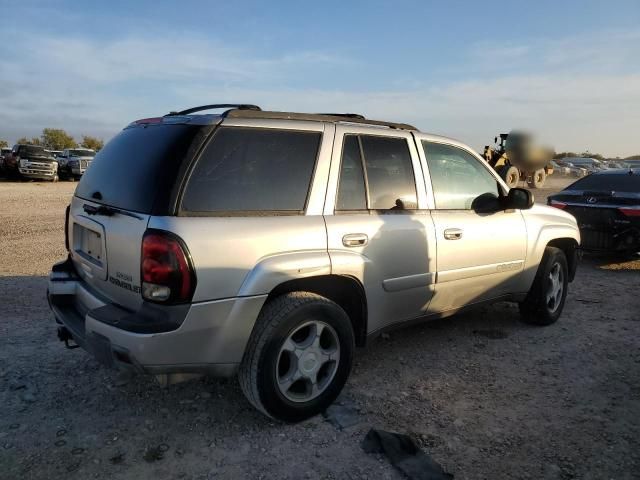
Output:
361 136 417 210
76 124 205 213
181 127 321 213
568 173 640 192
336 136 367 210
336 134 417 211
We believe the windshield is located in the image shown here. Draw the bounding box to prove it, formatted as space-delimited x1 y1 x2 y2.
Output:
69 149 95 157
567 173 640 193
20 145 47 156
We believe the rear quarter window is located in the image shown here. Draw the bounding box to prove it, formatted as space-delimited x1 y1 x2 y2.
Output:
181 127 321 214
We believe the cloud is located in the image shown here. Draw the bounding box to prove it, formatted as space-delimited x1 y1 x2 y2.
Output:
0 26 639 157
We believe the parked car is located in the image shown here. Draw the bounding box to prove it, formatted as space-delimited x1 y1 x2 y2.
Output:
48 104 580 421
57 148 96 180
3 144 58 181
0 147 12 172
548 169 640 252
606 161 626 169
556 160 588 178
562 157 606 174
624 160 640 169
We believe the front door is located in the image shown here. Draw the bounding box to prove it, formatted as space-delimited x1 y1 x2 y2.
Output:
323 126 437 335
418 139 527 313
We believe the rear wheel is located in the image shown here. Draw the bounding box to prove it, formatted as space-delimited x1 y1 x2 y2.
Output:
239 292 354 422
519 247 568 325
527 169 546 189
499 165 520 188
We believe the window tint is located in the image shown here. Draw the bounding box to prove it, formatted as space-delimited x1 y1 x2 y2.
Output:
75 124 205 213
424 142 499 210
360 136 417 210
182 127 320 213
336 136 367 210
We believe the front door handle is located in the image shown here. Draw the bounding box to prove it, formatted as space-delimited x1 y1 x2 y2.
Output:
444 228 463 240
342 233 368 247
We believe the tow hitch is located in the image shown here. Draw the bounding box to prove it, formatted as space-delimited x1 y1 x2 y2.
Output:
57 326 79 349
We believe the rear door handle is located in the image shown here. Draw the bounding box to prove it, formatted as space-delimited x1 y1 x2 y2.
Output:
342 233 368 247
444 228 463 240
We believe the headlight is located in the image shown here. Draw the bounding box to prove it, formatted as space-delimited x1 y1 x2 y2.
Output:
19 159 27 167
69 159 79 167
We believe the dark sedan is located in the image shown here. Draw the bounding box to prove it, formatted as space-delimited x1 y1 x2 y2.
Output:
548 169 640 252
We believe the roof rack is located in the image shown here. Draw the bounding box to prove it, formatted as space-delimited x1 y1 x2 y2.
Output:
224 109 417 130
165 104 261 116
318 113 366 120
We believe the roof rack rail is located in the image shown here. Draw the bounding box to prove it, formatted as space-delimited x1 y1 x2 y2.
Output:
318 113 366 120
165 104 261 116
224 110 417 130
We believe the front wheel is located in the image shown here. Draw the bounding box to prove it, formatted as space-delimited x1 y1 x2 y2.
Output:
239 292 355 422
519 246 568 325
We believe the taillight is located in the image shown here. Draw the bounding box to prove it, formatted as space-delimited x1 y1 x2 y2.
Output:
619 206 640 217
141 230 196 304
549 200 567 210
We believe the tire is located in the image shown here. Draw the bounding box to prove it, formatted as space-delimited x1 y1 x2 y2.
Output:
519 246 568 325
238 292 355 422
527 169 546 189
499 165 520 188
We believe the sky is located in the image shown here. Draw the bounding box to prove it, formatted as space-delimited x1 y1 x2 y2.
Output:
1 0 639 157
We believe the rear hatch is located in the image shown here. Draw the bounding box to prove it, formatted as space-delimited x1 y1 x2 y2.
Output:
68 120 213 310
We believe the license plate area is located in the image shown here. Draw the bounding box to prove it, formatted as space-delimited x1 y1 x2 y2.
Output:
71 215 108 280
74 224 103 264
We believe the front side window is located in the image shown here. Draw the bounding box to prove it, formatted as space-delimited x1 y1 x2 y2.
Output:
336 134 417 211
424 142 500 210
182 127 321 213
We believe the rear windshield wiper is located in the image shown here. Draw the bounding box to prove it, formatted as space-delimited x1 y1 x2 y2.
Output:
83 203 143 220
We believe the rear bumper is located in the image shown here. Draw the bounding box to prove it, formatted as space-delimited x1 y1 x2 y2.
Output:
47 258 266 376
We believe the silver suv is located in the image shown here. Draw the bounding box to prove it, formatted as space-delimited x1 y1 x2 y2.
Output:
48 104 580 421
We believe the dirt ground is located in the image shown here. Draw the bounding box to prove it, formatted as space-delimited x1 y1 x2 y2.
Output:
1 179 639 480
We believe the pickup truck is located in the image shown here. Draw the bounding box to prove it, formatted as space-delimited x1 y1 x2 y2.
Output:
4 144 58 181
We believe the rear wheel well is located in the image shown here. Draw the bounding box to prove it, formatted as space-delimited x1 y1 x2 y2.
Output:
547 238 579 281
267 275 367 347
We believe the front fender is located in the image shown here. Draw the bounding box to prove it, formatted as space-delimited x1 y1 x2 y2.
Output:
521 206 580 290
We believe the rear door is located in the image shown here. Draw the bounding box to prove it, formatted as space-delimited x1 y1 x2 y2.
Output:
69 122 208 310
324 126 437 334
419 139 527 312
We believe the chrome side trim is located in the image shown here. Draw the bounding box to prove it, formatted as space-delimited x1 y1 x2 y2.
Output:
437 260 524 283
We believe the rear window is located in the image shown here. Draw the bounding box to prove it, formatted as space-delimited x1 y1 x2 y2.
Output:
568 173 640 193
75 124 205 213
181 127 321 213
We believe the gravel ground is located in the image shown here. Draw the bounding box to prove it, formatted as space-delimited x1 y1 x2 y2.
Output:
1 178 639 480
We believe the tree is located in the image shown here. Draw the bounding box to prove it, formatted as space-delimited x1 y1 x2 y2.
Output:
80 135 104 151
0 140 8 149
15 136 42 145
41 128 77 150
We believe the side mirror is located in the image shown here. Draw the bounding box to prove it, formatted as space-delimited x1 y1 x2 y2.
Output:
505 187 534 210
